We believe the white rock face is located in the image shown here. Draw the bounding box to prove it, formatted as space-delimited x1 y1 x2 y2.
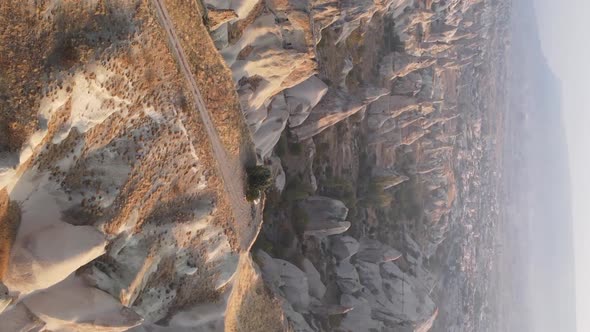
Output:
250 94 290 159
285 76 329 128
84 201 237 323
255 251 315 332
302 259 326 300
381 261 437 325
5 222 106 295
218 11 317 158
165 292 230 332
0 303 45 332
304 220 351 238
300 196 349 222
4 171 107 296
22 278 143 332
338 294 384 332
334 259 361 295
292 87 388 141
275 259 310 313
256 250 282 287
208 0 345 158
329 236 360 261
299 196 351 237
356 238 403 263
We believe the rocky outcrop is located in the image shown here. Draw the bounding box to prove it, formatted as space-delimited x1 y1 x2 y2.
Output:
269 156 286 191
4 220 107 296
310 0 400 46
275 259 311 312
256 250 315 331
334 259 362 295
329 236 360 261
206 8 238 30
302 258 326 300
305 220 351 238
248 93 291 158
300 196 349 222
207 0 319 158
305 235 437 331
292 87 388 141
356 238 403 263
298 196 351 237
0 303 46 332
380 261 438 327
22 278 143 332
255 0 507 330
338 294 384 332
285 76 329 128
0 282 11 315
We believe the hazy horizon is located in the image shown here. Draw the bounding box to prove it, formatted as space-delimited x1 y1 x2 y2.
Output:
534 1 590 331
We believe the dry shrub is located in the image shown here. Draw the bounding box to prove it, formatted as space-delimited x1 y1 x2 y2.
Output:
0 0 135 152
0 189 21 280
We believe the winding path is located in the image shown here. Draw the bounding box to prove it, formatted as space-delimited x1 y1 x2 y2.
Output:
151 0 260 251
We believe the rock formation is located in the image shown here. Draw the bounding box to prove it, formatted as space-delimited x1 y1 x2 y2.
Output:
0 0 510 330
251 0 509 330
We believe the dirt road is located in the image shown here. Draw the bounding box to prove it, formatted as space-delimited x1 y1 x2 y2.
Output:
151 0 260 251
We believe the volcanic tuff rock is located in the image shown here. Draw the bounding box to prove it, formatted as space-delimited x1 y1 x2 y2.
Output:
0 282 11 314
247 0 508 330
0 0 509 330
329 236 360 261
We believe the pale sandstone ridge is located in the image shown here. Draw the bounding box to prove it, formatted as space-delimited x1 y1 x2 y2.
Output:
0 1 252 330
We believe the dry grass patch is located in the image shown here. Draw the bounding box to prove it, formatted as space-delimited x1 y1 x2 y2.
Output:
161 0 252 158
0 189 21 280
0 1 136 152
0 2 50 151
225 255 288 332
0 0 240 249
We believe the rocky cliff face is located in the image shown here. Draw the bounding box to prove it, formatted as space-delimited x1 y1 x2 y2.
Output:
232 0 509 330
0 0 508 330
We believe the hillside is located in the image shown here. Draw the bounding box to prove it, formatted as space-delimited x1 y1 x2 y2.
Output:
0 0 540 331
500 1 577 330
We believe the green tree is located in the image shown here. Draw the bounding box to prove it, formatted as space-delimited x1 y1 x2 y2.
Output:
246 166 273 201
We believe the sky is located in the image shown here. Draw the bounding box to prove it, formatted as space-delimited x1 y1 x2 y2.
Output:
533 1 590 331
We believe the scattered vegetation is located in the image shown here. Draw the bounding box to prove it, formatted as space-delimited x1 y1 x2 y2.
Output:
163 0 251 157
0 1 133 152
246 166 273 201
0 189 21 280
